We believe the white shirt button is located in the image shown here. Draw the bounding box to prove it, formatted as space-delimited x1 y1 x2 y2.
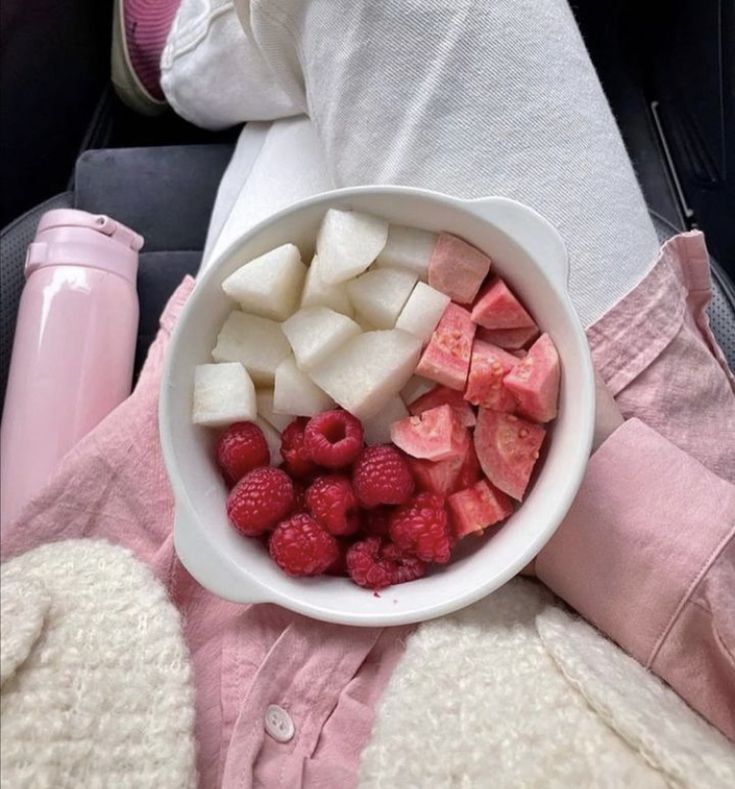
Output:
265 704 295 743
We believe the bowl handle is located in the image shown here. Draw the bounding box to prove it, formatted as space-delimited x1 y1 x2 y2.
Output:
173 508 271 604
463 196 569 290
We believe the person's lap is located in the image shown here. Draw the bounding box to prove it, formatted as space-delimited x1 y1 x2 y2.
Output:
156 0 735 754
202 117 332 267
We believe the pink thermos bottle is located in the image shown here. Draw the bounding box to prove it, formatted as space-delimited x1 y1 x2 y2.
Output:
1 209 143 527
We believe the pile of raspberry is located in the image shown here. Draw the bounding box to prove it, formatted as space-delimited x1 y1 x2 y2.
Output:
216 410 456 590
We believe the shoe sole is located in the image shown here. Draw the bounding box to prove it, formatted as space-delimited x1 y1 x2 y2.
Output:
111 0 168 116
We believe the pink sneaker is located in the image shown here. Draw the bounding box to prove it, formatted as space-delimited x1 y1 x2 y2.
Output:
111 0 180 115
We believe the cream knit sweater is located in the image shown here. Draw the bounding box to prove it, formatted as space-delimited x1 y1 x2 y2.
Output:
359 580 735 788
1 541 733 787
0 541 196 788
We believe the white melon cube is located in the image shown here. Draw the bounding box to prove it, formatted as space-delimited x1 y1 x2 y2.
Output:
192 363 256 427
221 243 306 321
401 375 436 405
301 254 354 316
395 282 451 344
256 417 283 466
363 395 409 445
273 357 335 416
309 330 422 420
354 312 379 332
316 209 388 284
375 225 438 281
212 311 290 386
255 389 292 432
282 307 361 371
346 267 418 329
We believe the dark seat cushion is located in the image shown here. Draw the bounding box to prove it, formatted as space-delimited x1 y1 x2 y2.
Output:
2 143 733 408
73 145 234 377
73 145 233 253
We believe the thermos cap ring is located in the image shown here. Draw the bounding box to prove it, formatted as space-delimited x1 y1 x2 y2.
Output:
25 210 143 282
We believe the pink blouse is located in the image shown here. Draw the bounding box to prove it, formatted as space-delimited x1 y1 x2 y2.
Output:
537 230 735 740
2 230 733 788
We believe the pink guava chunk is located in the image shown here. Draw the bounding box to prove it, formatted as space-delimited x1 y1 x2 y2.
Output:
474 409 546 500
503 333 560 422
409 430 482 497
409 455 464 497
448 479 514 539
408 431 470 496
390 404 468 461
476 325 539 350
471 278 535 330
416 303 476 391
408 384 476 427
455 440 482 490
465 340 519 413
428 233 492 304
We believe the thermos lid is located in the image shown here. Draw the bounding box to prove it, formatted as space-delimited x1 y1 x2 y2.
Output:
25 209 144 283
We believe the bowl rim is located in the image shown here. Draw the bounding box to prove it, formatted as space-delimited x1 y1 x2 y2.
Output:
160 184 595 626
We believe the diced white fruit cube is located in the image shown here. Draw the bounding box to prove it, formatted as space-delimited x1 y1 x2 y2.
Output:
192 363 256 427
282 307 361 371
316 209 388 284
346 267 418 329
273 357 335 416
256 417 283 466
363 395 409 445
255 389 292 432
309 330 421 420
354 312 379 332
395 282 451 344
375 225 438 281
300 254 354 316
401 375 436 405
221 243 306 321
212 311 290 386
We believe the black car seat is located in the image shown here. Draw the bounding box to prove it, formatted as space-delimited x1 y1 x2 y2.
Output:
1 142 734 409
0 144 229 401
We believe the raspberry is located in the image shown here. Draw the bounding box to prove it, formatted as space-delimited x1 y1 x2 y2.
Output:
346 537 427 590
269 513 339 576
352 445 415 508
382 542 427 585
292 480 309 513
227 467 294 537
281 418 319 478
389 492 452 563
326 544 349 577
346 538 391 589
216 421 270 484
303 410 364 469
363 506 392 538
305 475 360 536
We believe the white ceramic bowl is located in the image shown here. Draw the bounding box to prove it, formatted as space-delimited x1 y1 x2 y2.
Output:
160 186 594 626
